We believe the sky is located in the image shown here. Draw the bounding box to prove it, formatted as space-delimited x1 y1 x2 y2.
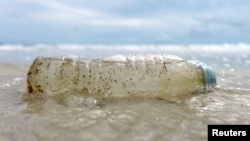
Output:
0 0 250 44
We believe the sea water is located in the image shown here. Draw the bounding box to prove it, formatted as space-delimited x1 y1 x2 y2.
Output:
0 44 250 141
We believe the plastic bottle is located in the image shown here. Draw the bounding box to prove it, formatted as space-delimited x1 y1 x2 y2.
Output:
27 54 216 98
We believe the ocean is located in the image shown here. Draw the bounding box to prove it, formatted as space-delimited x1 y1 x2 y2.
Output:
0 44 250 141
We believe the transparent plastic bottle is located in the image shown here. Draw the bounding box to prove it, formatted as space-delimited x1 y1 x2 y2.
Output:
27 54 216 98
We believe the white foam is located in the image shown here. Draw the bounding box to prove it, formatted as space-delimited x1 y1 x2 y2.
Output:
1 43 250 67
0 43 250 54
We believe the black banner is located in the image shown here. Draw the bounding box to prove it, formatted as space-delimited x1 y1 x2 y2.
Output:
208 125 250 141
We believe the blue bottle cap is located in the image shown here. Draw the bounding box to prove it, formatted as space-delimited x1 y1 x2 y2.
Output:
200 63 217 88
188 60 217 88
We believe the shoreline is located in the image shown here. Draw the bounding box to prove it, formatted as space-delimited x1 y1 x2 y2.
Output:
0 63 28 76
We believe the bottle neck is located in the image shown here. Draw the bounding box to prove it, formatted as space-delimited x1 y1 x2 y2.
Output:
188 60 217 88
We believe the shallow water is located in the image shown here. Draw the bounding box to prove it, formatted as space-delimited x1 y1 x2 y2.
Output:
0 44 250 141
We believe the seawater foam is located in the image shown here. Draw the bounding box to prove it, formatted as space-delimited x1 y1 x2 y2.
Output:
1 43 250 53
27 54 216 99
1 44 250 67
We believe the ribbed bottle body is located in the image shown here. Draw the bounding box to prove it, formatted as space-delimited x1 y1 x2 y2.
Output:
27 55 209 98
